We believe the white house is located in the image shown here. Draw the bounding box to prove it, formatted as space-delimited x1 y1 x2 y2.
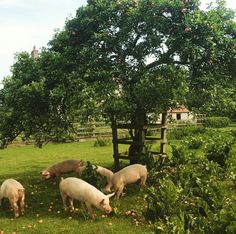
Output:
167 106 194 121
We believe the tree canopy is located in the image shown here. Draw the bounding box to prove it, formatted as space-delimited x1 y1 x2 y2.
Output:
0 0 235 148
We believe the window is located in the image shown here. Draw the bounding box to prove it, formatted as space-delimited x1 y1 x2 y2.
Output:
176 113 181 120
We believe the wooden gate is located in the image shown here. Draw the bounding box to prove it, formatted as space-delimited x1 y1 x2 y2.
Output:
111 112 168 170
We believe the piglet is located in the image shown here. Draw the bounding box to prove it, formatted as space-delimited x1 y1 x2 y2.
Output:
112 164 147 198
41 159 84 181
0 179 25 218
59 177 114 219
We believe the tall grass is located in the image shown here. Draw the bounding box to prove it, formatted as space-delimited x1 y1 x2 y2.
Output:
0 141 152 234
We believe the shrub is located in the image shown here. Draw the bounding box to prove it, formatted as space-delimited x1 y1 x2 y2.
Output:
184 135 204 149
144 179 182 222
229 129 236 140
170 144 194 165
139 148 164 171
226 152 236 186
168 125 206 140
80 161 106 190
144 158 226 233
210 197 236 233
204 134 234 167
203 117 230 128
93 137 111 147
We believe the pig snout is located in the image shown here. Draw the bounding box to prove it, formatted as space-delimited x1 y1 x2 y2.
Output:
103 204 112 214
100 193 115 214
41 171 51 179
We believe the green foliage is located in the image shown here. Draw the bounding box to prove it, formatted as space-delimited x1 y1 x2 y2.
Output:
0 51 79 148
226 151 236 186
229 129 236 140
196 85 236 119
143 134 236 233
144 179 182 222
168 125 206 140
144 159 228 233
93 137 111 147
203 117 231 128
80 161 107 190
153 215 185 234
204 133 234 167
184 135 204 149
210 197 236 234
170 144 194 165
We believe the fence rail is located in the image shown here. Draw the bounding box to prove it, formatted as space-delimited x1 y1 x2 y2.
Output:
73 121 203 140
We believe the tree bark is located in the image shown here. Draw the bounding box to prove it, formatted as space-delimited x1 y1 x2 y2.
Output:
128 110 147 164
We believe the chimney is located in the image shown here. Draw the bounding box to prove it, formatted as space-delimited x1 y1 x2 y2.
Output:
31 46 39 59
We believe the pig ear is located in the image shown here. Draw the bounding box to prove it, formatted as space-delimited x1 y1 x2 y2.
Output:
100 199 105 204
106 192 115 199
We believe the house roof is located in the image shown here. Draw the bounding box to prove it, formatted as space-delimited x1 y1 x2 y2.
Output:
168 106 189 113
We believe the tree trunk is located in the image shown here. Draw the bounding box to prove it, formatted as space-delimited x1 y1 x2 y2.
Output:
128 110 147 164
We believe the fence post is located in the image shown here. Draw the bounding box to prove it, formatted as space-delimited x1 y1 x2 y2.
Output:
160 112 168 159
111 115 120 171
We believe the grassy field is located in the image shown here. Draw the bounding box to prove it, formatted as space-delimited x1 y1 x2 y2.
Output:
0 141 153 234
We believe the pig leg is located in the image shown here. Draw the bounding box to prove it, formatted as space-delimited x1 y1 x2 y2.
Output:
115 185 124 199
85 202 95 219
68 196 74 211
19 197 25 216
10 200 19 218
60 192 68 211
104 181 112 193
140 174 147 187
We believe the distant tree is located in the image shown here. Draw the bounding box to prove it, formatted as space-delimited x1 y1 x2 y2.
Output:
0 0 235 154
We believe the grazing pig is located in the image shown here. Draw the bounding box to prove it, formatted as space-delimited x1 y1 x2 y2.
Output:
59 177 115 219
0 179 25 218
112 164 147 198
41 159 84 180
79 165 114 192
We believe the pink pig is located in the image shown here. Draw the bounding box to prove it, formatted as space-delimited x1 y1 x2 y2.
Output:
59 177 115 219
112 164 147 198
41 159 84 180
0 179 25 218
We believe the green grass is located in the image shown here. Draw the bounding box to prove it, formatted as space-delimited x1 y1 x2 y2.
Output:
0 141 152 234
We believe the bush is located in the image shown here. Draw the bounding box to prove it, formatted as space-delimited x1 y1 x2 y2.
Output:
226 152 236 186
80 161 106 190
144 179 182 222
168 125 206 140
229 129 236 140
93 137 111 147
204 134 234 167
203 117 230 128
184 135 204 149
211 197 236 233
144 158 226 233
170 144 194 165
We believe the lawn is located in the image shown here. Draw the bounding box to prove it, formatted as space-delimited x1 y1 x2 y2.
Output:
0 141 152 234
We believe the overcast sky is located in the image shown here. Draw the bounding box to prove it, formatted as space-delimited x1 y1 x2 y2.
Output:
0 0 235 87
